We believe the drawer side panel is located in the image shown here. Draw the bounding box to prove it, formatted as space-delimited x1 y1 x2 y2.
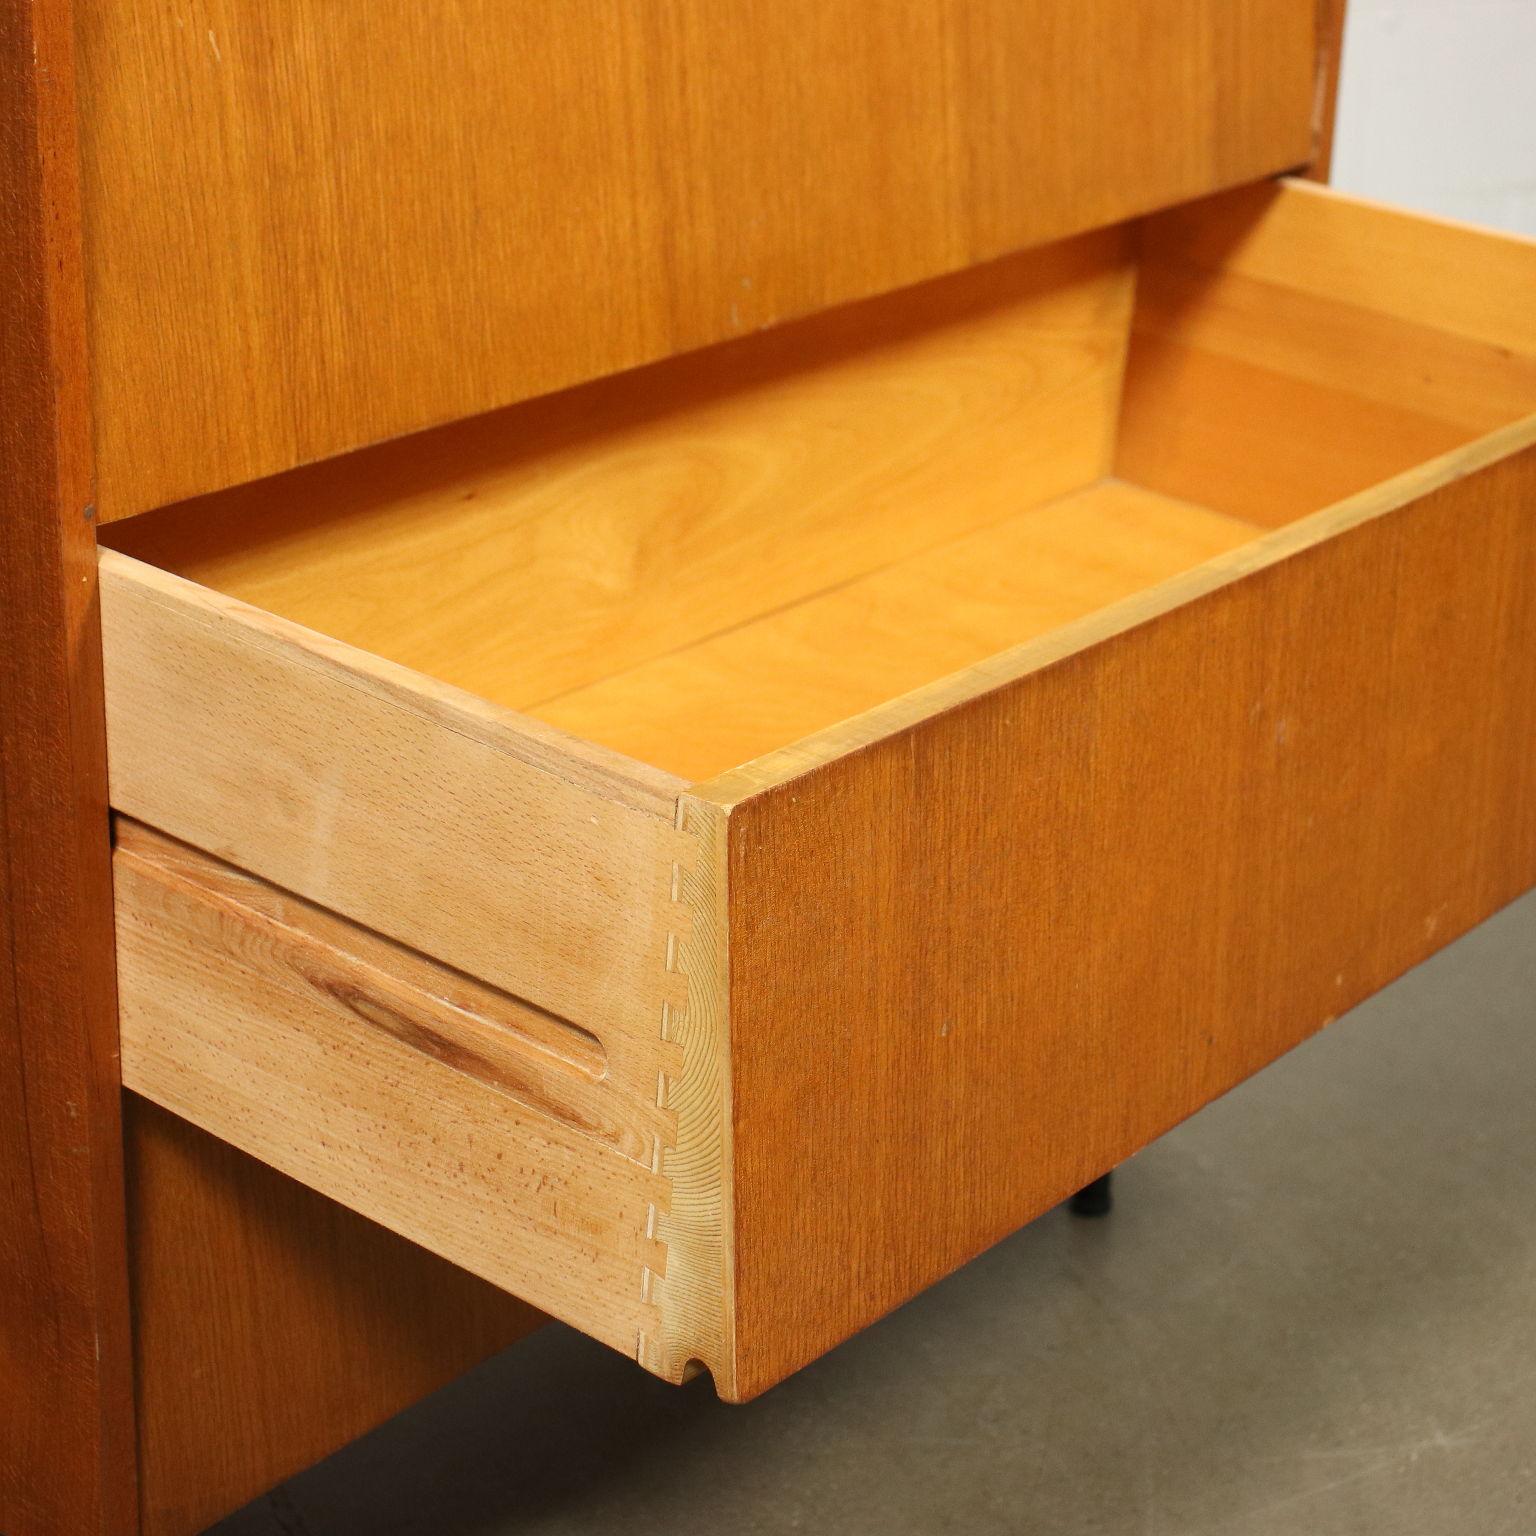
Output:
722 444 1536 1397
114 825 671 1359
102 556 737 1387
98 551 679 1057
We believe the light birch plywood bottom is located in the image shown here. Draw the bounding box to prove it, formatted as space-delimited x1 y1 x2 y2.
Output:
533 480 1257 779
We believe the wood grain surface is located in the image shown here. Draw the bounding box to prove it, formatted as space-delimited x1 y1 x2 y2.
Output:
78 0 1316 518
95 175 1536 1407
647 795 735 1389
103 227 1136 712
710 437 1536 1397
98 552 683 1044
0 1 138 1530
114 822 690 1368
1120 182 1536 526
3 5 1358 1525
129 1098 542 1536
539 482 1258 779
1143 180 1536 357
105 185 1536 787
1309 0 1350 180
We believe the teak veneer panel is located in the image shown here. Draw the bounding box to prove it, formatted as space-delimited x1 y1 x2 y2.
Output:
0 1 136 1531
78 0 1316 518
709 436 1536 1394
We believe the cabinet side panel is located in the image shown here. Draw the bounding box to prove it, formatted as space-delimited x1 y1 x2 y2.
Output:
0 0 137 1530
724 446 1536 1397
78 0 1316 517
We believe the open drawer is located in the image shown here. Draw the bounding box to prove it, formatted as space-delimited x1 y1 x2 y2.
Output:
100 179 1536 1401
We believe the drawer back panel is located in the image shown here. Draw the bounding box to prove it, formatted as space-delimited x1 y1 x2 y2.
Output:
78 0 1317 520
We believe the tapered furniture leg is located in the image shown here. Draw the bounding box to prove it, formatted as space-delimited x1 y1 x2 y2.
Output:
1068 1172 1114 1217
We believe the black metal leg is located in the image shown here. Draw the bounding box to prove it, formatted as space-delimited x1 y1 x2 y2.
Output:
1068 1171 1114 1217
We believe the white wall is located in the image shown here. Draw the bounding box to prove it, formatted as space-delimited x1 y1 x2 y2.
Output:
1331 0 1536 235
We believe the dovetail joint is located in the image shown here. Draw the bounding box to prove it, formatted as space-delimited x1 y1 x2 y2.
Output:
636 803 692 1364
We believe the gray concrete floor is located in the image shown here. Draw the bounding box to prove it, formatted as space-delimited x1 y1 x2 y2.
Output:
214 890 1536 1536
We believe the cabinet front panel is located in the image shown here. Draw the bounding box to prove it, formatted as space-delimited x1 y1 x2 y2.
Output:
78 0 1316 519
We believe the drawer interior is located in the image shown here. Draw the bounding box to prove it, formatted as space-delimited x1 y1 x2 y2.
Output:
104 179 1536 784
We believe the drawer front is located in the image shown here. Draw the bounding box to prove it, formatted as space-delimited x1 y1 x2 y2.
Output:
711 436 1536 1395
80 0 1316 519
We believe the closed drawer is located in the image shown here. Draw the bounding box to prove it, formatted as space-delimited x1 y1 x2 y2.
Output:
100 179 1536 1401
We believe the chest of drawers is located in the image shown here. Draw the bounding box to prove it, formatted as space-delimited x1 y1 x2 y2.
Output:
6 2 1533 1530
